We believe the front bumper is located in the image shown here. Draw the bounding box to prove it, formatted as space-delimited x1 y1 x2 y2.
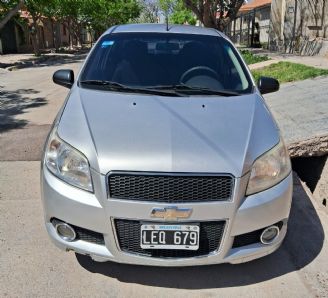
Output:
41 167 293 266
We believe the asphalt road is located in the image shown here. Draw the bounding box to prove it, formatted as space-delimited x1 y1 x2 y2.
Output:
1 59 328 297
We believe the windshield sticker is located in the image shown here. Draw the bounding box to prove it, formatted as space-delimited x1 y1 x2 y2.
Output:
101 40 114 48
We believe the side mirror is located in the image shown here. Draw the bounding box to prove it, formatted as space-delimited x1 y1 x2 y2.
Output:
53 69 74 88
257 76 279 94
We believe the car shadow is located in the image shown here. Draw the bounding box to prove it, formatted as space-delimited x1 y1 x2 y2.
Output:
76 176 324 289
0 87 47 133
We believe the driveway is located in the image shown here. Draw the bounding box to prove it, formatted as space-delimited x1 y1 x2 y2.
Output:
0 59 328 297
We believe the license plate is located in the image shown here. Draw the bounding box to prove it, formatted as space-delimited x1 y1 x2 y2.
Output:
140 224 199 250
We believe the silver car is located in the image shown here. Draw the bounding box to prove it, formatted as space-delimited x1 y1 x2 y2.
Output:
41 24 292 266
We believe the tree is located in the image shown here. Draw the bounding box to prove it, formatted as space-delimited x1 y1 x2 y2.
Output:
55 0 84 48
0 0 25 31
183 0 244 31
75 0 141 38
137 0 160 23
24 0 51 55
158 0 174 25
40 0 63 51
157 0 195 25
170 0 195 25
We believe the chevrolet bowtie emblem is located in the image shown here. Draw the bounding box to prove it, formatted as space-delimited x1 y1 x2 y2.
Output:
151 206 192 221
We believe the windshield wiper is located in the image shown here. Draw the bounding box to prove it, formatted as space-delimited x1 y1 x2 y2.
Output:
79 80 184 97
148 84 240 96
79 80 126 87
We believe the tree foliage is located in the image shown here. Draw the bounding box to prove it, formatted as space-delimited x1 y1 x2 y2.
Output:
137 0 160 23
40 0 141 36
170 0 195 25
79 0 141 34
158 0 174 18
139 0 242 29
158 0 195 25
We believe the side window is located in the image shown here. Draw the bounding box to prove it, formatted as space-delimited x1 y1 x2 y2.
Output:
224 45 248 90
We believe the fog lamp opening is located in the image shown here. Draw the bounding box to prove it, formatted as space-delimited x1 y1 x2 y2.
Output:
55 222 76 242
260 225 280 245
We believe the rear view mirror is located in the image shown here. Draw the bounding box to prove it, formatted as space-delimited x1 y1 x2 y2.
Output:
258 76 279 94
53 69 74 88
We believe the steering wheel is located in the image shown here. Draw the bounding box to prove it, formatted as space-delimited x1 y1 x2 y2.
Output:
179 66 220 84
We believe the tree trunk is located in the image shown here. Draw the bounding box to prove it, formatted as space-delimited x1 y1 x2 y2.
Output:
51 20 56 49
78 24 83 47
202 1 216 28
42 17 55 49
0 0 25 31
30 33 40 56
72 21 83 47
67 19 73 49
30 16 41 56
53 21 60 52
183 0 244 31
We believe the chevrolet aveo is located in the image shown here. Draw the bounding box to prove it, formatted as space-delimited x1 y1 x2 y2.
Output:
41 24 292 266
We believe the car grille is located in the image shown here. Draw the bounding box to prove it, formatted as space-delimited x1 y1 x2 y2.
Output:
108 173 233 203
114 219 225 258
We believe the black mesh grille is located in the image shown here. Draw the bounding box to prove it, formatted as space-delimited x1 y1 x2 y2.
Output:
232 221 284 248
114 219 225 258
232 230 262 248
108 173 233 203
74 226 105 245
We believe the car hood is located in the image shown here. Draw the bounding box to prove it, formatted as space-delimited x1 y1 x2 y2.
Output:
57 87 279 177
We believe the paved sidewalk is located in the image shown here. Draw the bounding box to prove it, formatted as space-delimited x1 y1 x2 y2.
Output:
247 48 328 70
269 53 328 69
248 59 280 70
0 52 87 71
0 53 41 65
264 76 328 144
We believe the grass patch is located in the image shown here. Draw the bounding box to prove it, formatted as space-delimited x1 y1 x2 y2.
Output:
240 49 269 65
251 61 328 83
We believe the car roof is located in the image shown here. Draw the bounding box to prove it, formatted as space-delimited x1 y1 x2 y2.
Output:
104 23 224 37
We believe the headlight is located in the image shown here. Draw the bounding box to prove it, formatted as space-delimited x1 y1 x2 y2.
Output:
44 130 93 192
246 139 291 196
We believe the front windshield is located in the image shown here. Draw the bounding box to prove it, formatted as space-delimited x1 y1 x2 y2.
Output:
80 32 252 94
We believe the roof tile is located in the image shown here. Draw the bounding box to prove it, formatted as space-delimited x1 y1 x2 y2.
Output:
240 0 272 12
